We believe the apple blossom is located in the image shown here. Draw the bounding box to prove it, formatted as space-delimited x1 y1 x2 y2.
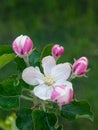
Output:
12 35 33 57
72 57 88 76
22 56 72 100
51 84 73 106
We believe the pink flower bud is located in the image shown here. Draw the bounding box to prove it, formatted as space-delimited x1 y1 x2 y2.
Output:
51 84 73 106
72 57 88 76
52 44 64 57
12 35 33 57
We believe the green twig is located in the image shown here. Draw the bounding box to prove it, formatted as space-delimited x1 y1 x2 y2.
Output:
20 95 33 102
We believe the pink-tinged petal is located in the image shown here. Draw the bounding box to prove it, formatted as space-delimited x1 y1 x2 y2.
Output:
57 87 73 106
14 35 25 54
12 41 21 55
68 88 73 103
22 66 44 86
72 57 88 76
51 88 61 101
33 84 53 100
79 57 88 64
52 44 64 57
42 56 56 76
23 36 33 54
15 35 23 47
51 82 73 106
51 63 71 82
57 92 73 105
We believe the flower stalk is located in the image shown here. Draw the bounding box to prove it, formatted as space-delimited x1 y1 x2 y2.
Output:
20 95 33 102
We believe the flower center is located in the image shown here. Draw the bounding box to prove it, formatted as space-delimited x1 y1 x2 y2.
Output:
44 76 55 86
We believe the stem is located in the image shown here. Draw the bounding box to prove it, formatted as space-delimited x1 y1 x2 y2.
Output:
20 95 33 102
23 55 30 67
68 73 76 81
53 55 59 62
41 101 46 112
22 88 32 93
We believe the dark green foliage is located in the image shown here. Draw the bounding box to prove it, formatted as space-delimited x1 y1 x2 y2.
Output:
40 44 53 59
61 100 94 121
16 109 33 130
0 96 19 110
0 76 22 96
0 45 13 55
29 50 40 67
0 76 21 110
15 57 26 72
32 110 61 130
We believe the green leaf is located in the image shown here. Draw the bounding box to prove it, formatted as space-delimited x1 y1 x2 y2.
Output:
15 50 40 72
15 57 26 72
61 100 94 121
0 45 13 55
32 110 61 130
41 44 53 60
0 76 22 96
0 76 21 110
0 96 19 110
56 125 63 130
16 108 33 130
29 50 40 67
20 79 33 90
0 53 15 68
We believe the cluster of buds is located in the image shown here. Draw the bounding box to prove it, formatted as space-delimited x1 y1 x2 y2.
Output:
12 35 89 106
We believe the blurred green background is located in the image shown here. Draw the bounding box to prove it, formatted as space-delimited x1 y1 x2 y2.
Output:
0 0 98 129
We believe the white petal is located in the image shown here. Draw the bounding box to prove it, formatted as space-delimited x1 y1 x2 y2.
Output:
54 80 72 87
33 84 53 100
51 63 71 82
16 35 25 49
22 66 44 86
42 56 56 76
20 35 27 48
64 81 72 89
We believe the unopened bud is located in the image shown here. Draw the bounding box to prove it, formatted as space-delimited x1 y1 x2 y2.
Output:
72 57 88 76
52 44 64 59
12 35 33 57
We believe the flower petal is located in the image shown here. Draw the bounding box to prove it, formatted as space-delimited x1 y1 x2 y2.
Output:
33 84 53 100
51 82 73 106
22 66 44 85
54 80 71 86
51 63 71 81
57 86 73 106
42 56 56 76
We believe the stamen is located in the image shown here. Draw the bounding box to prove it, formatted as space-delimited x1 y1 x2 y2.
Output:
44 76 55 86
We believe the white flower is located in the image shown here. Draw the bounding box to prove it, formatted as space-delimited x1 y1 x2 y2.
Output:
22 56 72 100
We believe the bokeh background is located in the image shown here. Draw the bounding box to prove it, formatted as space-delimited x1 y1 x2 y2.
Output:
0 0 98 129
